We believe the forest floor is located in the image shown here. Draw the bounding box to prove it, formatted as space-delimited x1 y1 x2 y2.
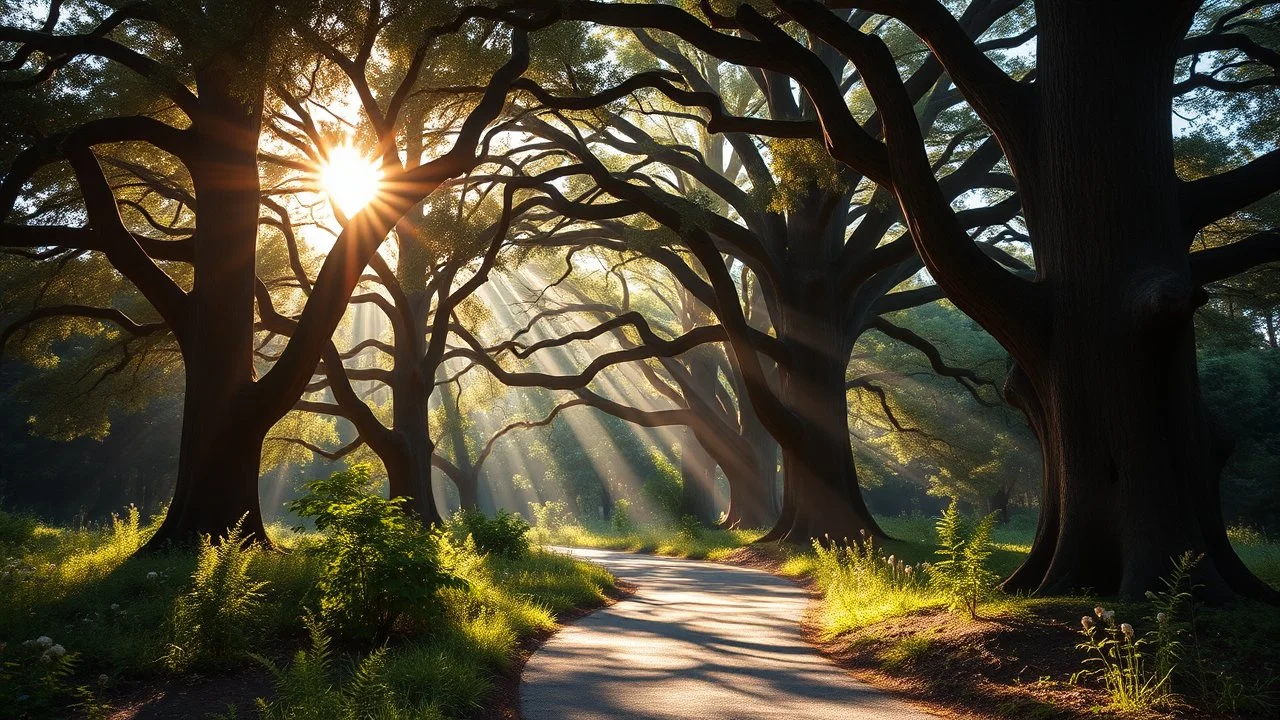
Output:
548 516 1280 719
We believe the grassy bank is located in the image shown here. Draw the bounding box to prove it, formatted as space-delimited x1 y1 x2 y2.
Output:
0 508 615 719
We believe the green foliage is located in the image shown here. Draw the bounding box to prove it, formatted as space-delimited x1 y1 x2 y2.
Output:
528 500 573 535
879 635 933 670
289 465 465 642
444 509 530 557
164 519 268 671
1 635 78 718
255 616 424 720
640 448 682 521
0 508 36 548
766 137 857 212
809 530 936 634
677 515 703 541
1075 605 1173 713
931 500 999 619
610 499 633 533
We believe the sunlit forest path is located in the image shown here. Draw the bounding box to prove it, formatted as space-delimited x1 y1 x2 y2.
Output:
520 549 936 720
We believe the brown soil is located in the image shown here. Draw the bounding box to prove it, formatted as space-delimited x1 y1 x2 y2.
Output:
105 668 273 720
717 545 1183 720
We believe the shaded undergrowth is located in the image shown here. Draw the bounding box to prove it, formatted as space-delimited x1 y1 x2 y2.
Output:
0 505 614 719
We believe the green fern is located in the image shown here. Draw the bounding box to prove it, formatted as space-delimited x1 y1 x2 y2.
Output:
932 499 998 619
165 517 268 670
256 618 409 720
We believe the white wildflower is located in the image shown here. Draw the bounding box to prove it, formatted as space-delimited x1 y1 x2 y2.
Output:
1120 623 1134 639
1094 606 1105 618
1157 612 1167 624
1081 616 1094 630
34 636 52 649
1102 610 1116 622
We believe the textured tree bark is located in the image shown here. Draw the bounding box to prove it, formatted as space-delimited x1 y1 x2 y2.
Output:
992 2 1275 600
759 268 883 543
384 292 444 525
143 67 268 550
384 432 443 525
720 357 779 529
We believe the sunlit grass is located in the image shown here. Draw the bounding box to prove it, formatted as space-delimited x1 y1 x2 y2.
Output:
1 511 614 717
534 522 766 560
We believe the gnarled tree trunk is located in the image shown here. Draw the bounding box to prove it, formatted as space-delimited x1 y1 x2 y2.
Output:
994 3 1275 600
760 269 882 542
143 68 268 550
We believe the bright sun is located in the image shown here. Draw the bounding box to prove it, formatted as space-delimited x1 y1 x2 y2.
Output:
320 144 383 217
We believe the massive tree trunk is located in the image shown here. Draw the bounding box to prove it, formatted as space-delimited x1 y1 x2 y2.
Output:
761 270 882 542
439 372 482 512
993 3 1274 600
143 68 268 550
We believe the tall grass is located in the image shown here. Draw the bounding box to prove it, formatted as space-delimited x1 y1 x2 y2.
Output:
809 531 942 633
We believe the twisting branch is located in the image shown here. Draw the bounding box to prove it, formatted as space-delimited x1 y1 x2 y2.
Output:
1180 147 1280 233
1 304 166 351
1190 230 1280 285
869 317 999 407
266 436 366 461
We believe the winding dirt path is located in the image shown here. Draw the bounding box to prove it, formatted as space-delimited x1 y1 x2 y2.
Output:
520 548 937 720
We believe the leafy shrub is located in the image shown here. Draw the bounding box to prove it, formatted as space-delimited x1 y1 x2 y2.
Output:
678 514 703 540
809 530 932 632
528 500 573 534
0 508 37 548
165 518 267 671
290 465 465 642
932 499 998 619
610 499 633 533
445 509 530 557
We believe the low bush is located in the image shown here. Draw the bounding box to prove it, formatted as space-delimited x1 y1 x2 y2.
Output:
0 508 37 548
610 499 633 533
290 465 465 642
445 509 530 557
809 530 937 633
528 500 573 540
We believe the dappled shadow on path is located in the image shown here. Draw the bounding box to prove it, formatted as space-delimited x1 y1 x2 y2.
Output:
520 549 936 720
